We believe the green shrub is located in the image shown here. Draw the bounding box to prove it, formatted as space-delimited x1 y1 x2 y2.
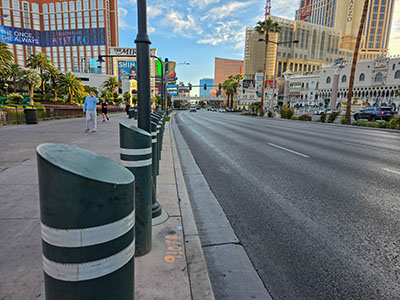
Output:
352 120 389 128
320 112 327 123
267 110 273 117
388 116 400 129
165 116 171 122
280 107 294 119
340 118 347 124
7 93 23 104
328 112 340 123
259 108 264 117
299 113 312 121
290 115 299 120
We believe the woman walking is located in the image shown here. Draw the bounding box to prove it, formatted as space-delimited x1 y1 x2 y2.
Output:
101 98 109 122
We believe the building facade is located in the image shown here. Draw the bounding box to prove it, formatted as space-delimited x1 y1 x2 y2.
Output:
0 0 119 74
214 57 244 86
296 0 395 59
244 16 353 80
199 78 214 97
287 55 400 108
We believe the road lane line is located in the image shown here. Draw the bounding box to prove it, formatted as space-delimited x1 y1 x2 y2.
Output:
383 168 400 176
268 143 310 158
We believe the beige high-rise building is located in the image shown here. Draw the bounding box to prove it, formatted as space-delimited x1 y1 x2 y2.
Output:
244 16 353 79
296 0 395 59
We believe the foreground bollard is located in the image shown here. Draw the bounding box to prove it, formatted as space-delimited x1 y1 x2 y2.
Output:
133 108 138 120
119 123 152 256
37 143 135 300
151 121 162 218
128 108 134 119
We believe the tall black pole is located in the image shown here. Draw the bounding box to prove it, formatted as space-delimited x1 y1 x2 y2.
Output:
161 59 164 110
135 0 151 133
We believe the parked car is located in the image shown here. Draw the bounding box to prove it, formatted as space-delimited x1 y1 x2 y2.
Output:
326 108 333 114
226 107 233 112
218 108 226 112
211 108 217 112
354 107 395 121
190 105 197 112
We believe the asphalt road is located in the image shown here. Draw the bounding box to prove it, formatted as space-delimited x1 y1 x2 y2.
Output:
174 110 400 300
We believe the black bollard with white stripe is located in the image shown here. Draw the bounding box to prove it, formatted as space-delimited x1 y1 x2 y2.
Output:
119 123 152 256
151 115 162 175
151 121 162 218
37 143 135 300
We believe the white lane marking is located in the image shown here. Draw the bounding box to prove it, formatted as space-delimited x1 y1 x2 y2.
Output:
41 210 135 248
384 168 400 176
268 143 310 158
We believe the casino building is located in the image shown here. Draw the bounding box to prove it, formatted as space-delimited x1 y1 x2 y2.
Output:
0 0 119 74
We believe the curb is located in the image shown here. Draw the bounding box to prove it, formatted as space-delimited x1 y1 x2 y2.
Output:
169 113 215 300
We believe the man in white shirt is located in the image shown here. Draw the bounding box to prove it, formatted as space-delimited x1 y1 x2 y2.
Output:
83 91 100 133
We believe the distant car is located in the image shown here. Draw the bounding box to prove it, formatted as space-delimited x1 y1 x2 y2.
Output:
226 107 233 112
354 107 395 121
218 108 226 112
326 108 333 114
190 105 197 112
211 108 217 112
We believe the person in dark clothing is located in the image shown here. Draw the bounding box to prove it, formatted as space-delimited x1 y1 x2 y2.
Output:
101 98 109 122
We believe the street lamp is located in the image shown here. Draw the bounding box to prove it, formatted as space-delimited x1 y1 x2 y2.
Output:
258 39 298 109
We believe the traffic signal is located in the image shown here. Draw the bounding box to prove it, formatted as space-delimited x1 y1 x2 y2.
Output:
204 84 207 90
188 83 192 90
164 58 169 75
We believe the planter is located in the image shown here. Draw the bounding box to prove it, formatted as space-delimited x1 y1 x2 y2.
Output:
24 108 38 124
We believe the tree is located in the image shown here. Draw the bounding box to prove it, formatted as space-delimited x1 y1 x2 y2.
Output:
222 74 243 107
19 68 41 105
45 65 61 101
255 19 281 110
102 76 121 99
27 52 52 96
0 42 13 66
8 64 21 93
58 72 84 104
345 0 369 124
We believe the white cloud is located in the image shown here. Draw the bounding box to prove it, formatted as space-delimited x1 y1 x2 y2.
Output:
118 7 135 30
197 21 245 49
189 0 220 9
148 27 156 34
206 1 253 20
164 10 202 36
148 6 162 19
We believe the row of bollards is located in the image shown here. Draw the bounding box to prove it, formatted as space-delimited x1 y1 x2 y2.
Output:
37 109 167 300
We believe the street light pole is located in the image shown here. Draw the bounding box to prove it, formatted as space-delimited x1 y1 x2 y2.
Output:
135 0 151 133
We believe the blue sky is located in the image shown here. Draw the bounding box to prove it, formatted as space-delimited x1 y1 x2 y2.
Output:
117 0 400 96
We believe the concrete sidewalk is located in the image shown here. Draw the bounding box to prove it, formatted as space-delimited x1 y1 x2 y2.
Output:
0 113 214 299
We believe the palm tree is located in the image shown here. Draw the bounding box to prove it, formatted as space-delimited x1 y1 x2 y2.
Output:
222 74 243 108
255 19 281 110
345 0 369 124
19 68 41 105
8 64 22 93
27 52 52 96
45 65 61 101
58 72 84 104
0 42 14 66
102 76 121 99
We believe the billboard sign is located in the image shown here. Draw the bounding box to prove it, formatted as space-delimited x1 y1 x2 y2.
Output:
0 25 106 47
117 61 137 82
0 26 40 46
242 80 255 89
109 47 157 57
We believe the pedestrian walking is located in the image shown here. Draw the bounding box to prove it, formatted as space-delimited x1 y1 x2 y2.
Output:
101 98 109 122
83 91 99 133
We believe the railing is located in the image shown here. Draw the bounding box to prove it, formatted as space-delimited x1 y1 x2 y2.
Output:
0 104 124 125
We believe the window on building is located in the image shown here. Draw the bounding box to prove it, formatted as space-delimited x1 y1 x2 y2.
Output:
326 77 331 84
341 75 347 83
395 70 400 79
374 72 383 82
359 73 365 81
